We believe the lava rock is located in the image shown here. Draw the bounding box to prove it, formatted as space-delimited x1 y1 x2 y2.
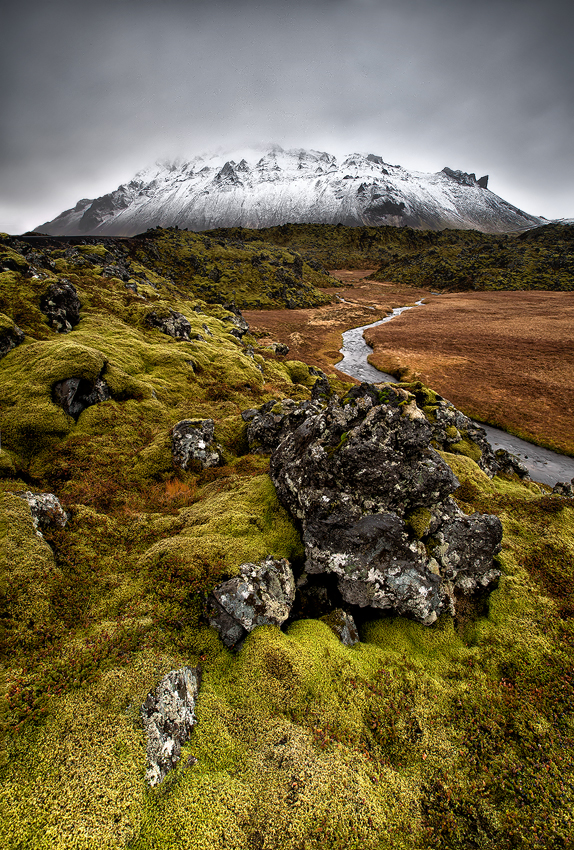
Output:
52 375 111 420
306 512 444 623
553 481 574 498
18 491 68 536
426 396 526 478
222 307 250 339
320 608 359 646
145 309 193 340
494 449 530 479
171 419 222 470
40 280 81 333
0 315 25 360
141 666 201 787
207 557 296 647
311 374 334 401
426 501 503 594
245 398 324 454
102 262 130 281
263 342 289 356
270 384 502 624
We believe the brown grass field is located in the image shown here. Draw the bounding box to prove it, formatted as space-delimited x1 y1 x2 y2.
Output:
244 271 574 457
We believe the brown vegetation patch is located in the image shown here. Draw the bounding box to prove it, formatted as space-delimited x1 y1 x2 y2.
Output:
366 290 574 456
243 272 428 377
246 278 574 456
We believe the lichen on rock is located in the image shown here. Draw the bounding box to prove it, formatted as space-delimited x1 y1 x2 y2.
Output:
141 666 202 787
16 490 68 536
208 557 296 647
171 418 223 470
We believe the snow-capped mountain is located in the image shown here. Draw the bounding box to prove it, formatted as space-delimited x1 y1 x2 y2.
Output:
35 146 545 236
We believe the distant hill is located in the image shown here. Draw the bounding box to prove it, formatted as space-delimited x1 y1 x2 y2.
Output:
204 221 574 291
35 146 545 236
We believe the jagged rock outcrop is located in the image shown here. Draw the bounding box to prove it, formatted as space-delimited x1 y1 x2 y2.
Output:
145 309 194 341
221 304 250 339
442 167 487 188
141 666 201 787
0 314 25 359
39 280 81 332
207 557 296 647
52 374 111 420
263 342 289 356
268 383 503 624
171 419 223 470
245 398 324 454
407 387 529 479
17 491 68 536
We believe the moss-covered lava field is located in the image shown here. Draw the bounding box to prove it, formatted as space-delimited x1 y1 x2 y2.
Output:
0 227 573 849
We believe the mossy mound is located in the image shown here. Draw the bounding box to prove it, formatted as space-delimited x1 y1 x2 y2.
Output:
367 222 574 291
1 233 573 848
4 228 333 313
2 460 573 849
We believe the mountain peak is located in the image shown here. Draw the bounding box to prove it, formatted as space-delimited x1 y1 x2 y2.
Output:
35 147 543 236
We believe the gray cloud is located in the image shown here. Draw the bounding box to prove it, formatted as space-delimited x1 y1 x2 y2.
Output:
1 0 573 232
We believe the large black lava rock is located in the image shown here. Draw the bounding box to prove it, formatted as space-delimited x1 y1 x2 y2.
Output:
269 383 503 624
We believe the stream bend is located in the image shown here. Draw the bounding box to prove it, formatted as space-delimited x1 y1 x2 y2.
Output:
336 300 574 486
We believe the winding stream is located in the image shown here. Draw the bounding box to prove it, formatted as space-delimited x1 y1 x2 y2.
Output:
337 300 574 487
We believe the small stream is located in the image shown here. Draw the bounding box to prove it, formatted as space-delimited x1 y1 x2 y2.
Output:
337 300 574 486
337 301 425 383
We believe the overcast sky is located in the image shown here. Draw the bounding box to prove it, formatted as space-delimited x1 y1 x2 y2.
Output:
1 0 573 233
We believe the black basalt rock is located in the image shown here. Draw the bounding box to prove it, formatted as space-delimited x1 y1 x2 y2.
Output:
0 316 25 360
52 374 111 420
145 309 193 340
40 280 81 333
269 384 503 625
171 418 223 470
207 558 296 648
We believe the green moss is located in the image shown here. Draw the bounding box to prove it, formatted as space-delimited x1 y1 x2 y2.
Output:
141 474 303 582
404 507 432 539
0 492 62 654
449 436 483 464
283 360 316 388
77 244 108 259
2 230 574 848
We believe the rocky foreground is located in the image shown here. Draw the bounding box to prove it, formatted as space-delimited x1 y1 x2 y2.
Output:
1 229 573 849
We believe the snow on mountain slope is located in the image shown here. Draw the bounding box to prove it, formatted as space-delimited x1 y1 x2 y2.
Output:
35 146 545 236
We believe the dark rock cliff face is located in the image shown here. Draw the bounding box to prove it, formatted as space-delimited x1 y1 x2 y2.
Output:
265 383 503 625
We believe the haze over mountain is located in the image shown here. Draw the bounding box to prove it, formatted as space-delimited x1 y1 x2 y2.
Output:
35 147 544 237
